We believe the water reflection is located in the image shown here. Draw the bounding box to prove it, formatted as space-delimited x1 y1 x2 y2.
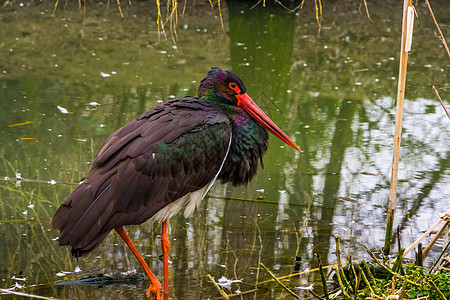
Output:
0 1 449 299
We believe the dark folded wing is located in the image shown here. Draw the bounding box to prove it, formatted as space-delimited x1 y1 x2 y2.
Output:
52 97 231 256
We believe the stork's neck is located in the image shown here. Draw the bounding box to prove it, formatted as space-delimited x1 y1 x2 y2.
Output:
217 106 269 186
199 90 233 112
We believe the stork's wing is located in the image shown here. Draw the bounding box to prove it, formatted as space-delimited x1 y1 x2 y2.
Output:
52 97 231 256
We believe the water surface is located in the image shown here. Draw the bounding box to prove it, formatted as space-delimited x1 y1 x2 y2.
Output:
0 1 449 299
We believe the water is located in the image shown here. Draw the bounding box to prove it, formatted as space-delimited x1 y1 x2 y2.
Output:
0 1 449 299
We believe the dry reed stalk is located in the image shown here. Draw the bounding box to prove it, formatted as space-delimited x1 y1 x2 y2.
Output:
433 86 450 120
256 262 339 285
425 0 450 58
403 208 450 257
383 0 414 255
422 221 450 259
259 263 300 299
116 0 124 18
207 274 230 299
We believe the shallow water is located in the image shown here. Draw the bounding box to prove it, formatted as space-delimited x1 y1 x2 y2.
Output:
0 1 449 299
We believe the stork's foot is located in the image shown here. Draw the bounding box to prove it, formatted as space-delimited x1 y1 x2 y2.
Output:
146 281 162 299
114 227 163 300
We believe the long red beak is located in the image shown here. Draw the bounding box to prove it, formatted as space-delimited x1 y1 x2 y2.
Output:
236 93 301 152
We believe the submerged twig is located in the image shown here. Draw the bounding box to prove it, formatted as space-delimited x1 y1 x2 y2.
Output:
207 195 306 207
259 263 300 299
227 288 258 297
360 0 373 22
432 86 450 120
207 274 230 299
257 263 339 285
425 0 450 58
0 289 55 300
254 219 263 293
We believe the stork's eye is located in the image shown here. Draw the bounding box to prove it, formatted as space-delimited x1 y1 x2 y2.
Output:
229 82 240 94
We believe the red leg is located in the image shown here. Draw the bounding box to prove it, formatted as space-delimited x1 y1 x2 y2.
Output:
161 221 170 299
115 227 162 300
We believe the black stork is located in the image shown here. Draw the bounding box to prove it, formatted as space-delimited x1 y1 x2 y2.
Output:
52 67 301 299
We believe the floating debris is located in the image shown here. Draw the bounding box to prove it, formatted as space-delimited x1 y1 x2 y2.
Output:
57 105 69 114
56 266 82 277
7 121 32 127
216 276 242 291
294 283 314 290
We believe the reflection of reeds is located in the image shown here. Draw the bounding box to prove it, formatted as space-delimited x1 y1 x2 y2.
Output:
0 155 80 295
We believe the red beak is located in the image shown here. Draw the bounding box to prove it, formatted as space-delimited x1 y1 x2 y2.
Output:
236 93 301 152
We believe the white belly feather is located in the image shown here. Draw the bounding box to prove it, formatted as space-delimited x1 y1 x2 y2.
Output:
150 133 232 222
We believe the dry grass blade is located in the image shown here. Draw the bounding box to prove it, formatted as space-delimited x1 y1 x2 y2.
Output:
257 263 339 285
217 0 225 33
52 0 59 16
425 0 450 58
360 0 373 22
0 289 56 299
81 0 86 38
116 0 124 18
7 121 33 127
259 263 300 299
433 86 450 120
314 0 322 33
